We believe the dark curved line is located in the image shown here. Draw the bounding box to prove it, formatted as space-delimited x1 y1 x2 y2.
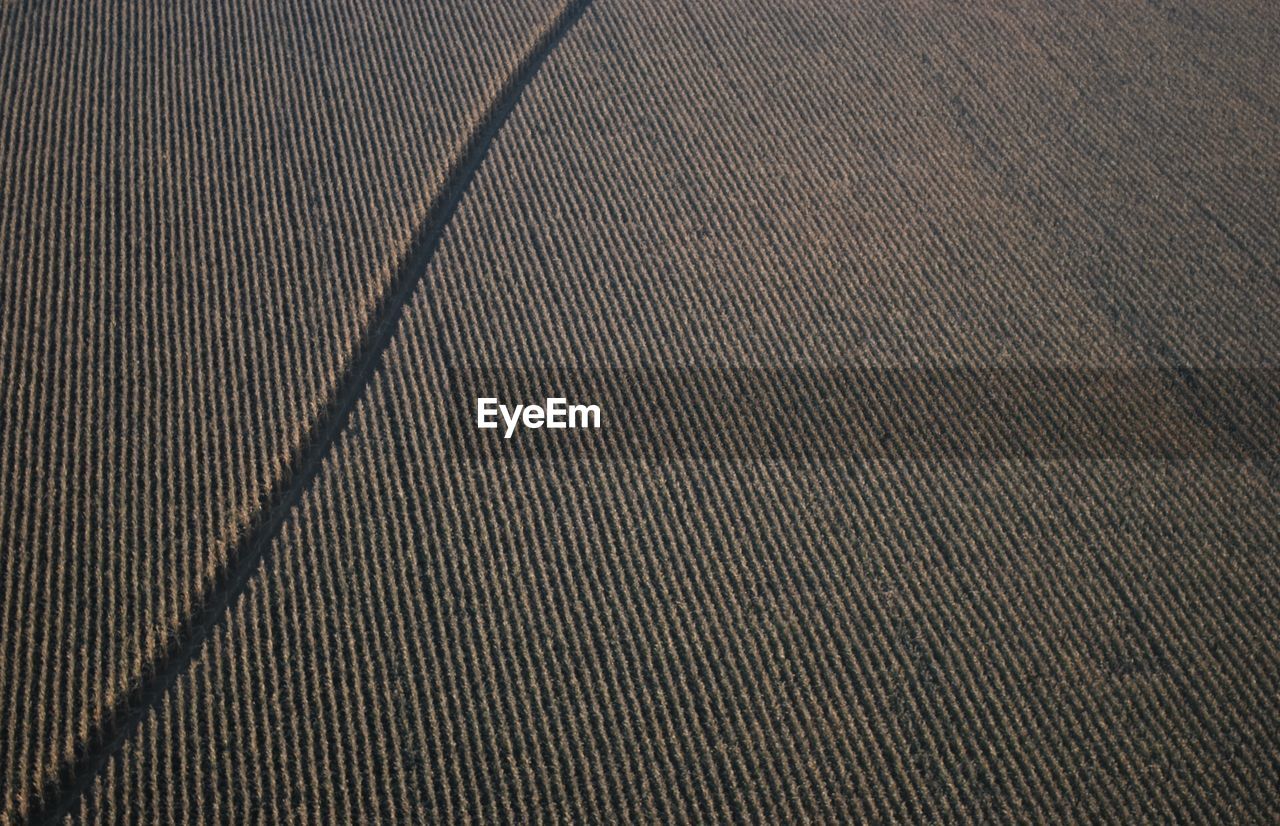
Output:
23 2 593 822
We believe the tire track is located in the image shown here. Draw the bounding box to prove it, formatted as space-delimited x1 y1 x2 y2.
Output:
20 1 594 822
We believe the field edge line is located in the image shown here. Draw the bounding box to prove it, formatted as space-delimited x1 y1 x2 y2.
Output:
18 1 595 822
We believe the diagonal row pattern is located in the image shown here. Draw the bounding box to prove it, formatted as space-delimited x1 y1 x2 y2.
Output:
68 0 1280 821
